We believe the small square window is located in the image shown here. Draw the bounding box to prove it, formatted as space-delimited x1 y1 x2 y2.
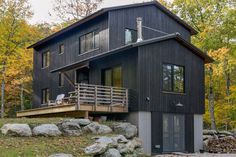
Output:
59 44 64 54
125 28 137 45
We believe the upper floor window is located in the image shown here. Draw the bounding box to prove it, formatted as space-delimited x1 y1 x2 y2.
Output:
125 28 137 45
42 51 50 68
59 44 64 54
162 64 184 93
42 88 50 104
79 31 99 54
59 73 64 87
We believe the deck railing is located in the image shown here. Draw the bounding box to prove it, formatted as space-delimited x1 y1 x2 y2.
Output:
69 83 128 110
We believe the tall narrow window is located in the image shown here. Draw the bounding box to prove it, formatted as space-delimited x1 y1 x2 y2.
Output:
79 31 99 54
59 73 64 87
102 66 122 87
125 28 137 45
162 64 184 93
42 51 50 68
42 88 50 104
59 44 64 54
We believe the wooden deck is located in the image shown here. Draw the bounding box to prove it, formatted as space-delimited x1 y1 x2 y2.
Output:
17 83 128 118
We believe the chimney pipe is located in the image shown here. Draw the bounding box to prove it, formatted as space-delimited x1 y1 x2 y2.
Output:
136 17 143 42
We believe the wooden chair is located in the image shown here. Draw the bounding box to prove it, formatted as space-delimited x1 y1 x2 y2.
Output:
48 94 65 106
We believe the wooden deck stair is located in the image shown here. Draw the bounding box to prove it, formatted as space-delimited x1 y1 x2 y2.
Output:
17 83 129 118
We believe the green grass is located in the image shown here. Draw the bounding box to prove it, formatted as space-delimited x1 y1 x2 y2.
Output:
0 118 115 157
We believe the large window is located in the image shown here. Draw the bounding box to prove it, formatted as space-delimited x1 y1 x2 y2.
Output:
125 28 137 45
79 31 99 54
162 64 184 93
42 88 50 104
102 66 122 87
59 73 64 87
42 51 50 68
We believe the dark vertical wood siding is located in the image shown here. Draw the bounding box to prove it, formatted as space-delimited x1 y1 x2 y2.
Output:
108 5 191 50
138 39 205 114
89 49 138 110
33 14 109 107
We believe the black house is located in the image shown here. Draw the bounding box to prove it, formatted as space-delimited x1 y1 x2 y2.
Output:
18 1 213 154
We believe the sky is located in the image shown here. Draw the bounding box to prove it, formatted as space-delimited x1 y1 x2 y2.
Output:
28 0 152 24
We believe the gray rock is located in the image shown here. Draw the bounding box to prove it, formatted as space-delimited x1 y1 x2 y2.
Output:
112 135 128 143
84 142 108 155
48 153 73 157
102 148 121 157
96 136 118 147
130 137 142 148
83 122 112 134
203 135 213 141
58 121 82 136
218 130 233 136
33 124 62 136
134 147 145 156
203 129 217 135
1 124 32 137
203 140 209 151
65 119 91 126
117 141 135 154
112 123 137 139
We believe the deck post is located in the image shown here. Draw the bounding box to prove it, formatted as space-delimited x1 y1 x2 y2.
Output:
77 84 80 110
125 89 129 111
94 86 97 111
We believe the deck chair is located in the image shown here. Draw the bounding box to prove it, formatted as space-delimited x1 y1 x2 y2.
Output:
48 94 65 106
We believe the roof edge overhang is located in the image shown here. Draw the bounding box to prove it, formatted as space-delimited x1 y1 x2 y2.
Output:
27 1 197 49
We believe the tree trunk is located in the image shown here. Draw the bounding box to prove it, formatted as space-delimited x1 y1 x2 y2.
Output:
208 67 216 130
209 87 216 130
226 72 230 104
1 64 5 118
20 84 24 111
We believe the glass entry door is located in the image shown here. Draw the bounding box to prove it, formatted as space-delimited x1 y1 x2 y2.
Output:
102 66 122 87
163 114 185 152
75 68 89 84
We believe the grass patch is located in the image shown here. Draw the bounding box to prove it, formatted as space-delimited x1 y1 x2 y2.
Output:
0 118 116 157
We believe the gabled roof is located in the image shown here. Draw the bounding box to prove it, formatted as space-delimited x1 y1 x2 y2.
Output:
28 1 197 49
50 33 213 73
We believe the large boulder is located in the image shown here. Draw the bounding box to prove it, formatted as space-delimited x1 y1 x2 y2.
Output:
83 122 112 134
117 138 142 154
1 124 32 137
33 124 62 136
112 135 128 143
48 153 73 157
64 119 91 126
102 148 121 157
95 136 118 148
112 123 137 139
84 143 108 155
58 121 82 136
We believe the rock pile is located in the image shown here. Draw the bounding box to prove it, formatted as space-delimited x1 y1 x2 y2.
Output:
203 129 236 153
84 135 144 156
0 120 144 156
0 118 114 137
